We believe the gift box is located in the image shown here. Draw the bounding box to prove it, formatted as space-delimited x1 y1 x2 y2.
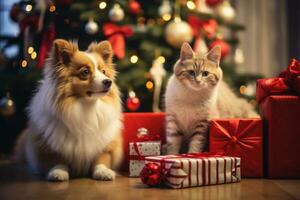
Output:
257 60 300 178
209 119 263 177
141 153 241 189
121 112 166 172
129 140 161 177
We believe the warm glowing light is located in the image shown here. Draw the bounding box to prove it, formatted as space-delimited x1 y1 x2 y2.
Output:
99 2 107 9
27 47 34 54
31 52 37 59
186 1 196 10
130 55 138 63
21 60 28 68
174 16 181 23
7 99 13 106
128 91 136 98
239 85 246 94
146 81 154 90
25 4 32 12
157 56 165 64
49 5 56 12
162 13 171 21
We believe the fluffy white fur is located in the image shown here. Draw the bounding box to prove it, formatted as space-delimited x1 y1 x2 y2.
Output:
26 53 122 175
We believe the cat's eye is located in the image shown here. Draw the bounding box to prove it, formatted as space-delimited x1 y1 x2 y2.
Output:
187 70 195 76
202 71 209 77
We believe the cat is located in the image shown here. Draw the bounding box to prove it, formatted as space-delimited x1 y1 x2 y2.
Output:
164 42 258 155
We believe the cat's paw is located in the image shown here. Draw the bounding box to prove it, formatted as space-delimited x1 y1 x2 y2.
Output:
93 164 116 181
47 165 69 182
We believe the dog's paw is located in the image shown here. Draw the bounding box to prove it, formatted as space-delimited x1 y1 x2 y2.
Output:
47 165 69 182
93 164 116 181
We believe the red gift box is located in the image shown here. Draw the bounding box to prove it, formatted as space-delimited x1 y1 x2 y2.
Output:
121 112 166 172
256 59 300 178
209 119 263 177
257 90 300 178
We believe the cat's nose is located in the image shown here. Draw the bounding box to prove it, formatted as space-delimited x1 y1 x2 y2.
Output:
102 79 112 89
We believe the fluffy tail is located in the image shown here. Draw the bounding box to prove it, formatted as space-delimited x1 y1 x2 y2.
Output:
12 129 28 163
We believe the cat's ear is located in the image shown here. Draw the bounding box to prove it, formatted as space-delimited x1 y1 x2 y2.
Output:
206 45 221 65
180 42 194 60
53 39 78 65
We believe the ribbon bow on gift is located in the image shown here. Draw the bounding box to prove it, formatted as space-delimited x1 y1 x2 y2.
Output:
187 15 217 50
256 59 300 103
103 23 133 59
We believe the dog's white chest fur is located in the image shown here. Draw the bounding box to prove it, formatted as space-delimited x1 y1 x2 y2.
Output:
28 77 122 173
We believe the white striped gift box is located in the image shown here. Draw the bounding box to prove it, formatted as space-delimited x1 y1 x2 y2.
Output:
145 154 241 189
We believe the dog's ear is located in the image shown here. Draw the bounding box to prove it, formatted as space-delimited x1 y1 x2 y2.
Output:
88 41 113 63
53 39 77 65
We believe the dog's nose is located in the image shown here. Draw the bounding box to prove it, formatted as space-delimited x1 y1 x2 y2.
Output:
102 79 112 88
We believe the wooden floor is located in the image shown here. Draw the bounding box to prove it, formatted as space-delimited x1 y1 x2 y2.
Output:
0 161 300 200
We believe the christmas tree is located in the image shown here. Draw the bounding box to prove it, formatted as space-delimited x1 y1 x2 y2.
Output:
0 0 262 153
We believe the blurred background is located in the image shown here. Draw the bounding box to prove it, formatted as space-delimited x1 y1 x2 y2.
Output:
0 0 299 154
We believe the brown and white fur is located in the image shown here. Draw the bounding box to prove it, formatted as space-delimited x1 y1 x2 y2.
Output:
165 43 258 155
14 39 123 181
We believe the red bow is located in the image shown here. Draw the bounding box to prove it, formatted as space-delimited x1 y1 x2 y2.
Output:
256 59 300 103
37 24 56 68
187 15 217 49
103 23 133 59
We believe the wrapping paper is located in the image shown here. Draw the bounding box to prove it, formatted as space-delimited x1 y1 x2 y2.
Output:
121 112 165 172
259 95 300 178
144 154 241 189
209 119 263 177
256 59 300 178
129 141 161 177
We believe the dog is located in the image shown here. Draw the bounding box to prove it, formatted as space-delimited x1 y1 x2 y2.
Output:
14 39 123 181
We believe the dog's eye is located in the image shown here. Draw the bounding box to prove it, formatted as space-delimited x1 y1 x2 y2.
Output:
102 69 106 74
187 70 195 76
80 68 90 78
202 71 209 77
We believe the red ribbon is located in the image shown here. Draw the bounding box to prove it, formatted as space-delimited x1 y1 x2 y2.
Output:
187 15 217 49
37 23 56 68
256 58 300 103
130 133 161 161
103 23 133 59
211 120 262 152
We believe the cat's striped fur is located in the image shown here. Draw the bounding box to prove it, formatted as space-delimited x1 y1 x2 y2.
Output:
165 43 258 154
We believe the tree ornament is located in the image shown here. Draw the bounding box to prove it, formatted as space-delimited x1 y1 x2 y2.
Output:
205 0 224 7
165 20 193 48
140 163 162 186
209 38 230 58
234 48 244 64
150 57 166 112
196 0 213 14
215 0 235 23
159 0 172 17
0 93 16 118
85 19 98 35
109 4 124 22
129 0 141 14
126 90 140 111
